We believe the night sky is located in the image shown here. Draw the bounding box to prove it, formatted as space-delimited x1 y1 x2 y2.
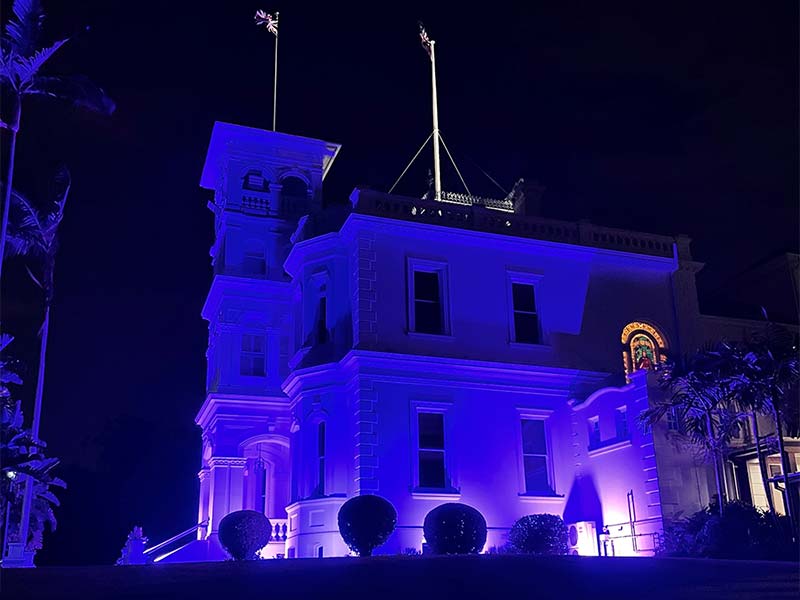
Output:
1 2 797 565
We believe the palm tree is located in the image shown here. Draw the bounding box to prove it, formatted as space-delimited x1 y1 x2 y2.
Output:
0 334 64 557
4 167 69 556
640 344 749 516
0 0 114 285
733 321 800 537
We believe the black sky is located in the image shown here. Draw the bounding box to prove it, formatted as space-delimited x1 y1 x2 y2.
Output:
1 1 797 565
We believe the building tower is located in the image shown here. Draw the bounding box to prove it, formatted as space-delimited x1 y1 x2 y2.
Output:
193 122 340 557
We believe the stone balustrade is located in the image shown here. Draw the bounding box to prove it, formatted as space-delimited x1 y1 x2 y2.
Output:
350 189 676 259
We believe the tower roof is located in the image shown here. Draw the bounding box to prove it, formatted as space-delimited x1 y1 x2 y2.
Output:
200 121 341 189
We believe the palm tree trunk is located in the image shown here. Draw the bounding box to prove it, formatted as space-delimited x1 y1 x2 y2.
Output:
773 407 797 542
751 413 776 516
0 101 21 285
707 411 724 515
17 303 50 554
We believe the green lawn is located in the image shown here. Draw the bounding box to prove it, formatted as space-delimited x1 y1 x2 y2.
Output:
4 554 798 600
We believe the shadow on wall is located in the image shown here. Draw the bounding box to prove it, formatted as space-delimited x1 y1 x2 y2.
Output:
562 474 603 526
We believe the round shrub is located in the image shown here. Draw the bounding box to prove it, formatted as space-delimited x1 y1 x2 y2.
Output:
338 494 397 556
218 510 272 560
508 514 568 555
423 503 487 555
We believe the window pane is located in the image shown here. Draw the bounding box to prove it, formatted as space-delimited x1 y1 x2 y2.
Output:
419 413 444 449
243 255 266 276
615 409 628 439
512 283 536 312
414 271 440 302
415 300 443 334
524 456 550 494
419 450 446 488
521 419 546 455
514 312 539 344
251 356 265 377
588 419 601 448
318 422 326 456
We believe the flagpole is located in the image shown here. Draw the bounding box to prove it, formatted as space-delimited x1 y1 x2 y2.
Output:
273 13 279 131
430 39 442 201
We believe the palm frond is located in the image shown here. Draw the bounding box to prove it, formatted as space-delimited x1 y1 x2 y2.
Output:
25 74 116 114
4 0 45 58
11 37 68 86
5 187 45 259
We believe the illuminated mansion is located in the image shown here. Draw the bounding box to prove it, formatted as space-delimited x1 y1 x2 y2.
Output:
161 122 798 562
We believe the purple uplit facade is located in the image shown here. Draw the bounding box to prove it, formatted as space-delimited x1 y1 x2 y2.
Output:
157 122 798 562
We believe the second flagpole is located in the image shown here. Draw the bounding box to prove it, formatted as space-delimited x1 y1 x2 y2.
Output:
273 13 279 131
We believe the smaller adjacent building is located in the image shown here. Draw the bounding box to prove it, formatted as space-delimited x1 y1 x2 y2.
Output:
160 122 798 562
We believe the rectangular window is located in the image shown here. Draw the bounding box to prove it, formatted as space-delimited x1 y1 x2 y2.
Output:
240 334 266 376
317 546 324 558
315 422 326 496
243 249 266 276
615 407 629 439
521 419 551 494
511 283 539 344
413 270 443 334
316 296 328 343
418 413 446 488
588 417 601 449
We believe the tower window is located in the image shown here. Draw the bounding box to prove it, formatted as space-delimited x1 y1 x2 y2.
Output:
243 240 266 276
315 422 326 496
243 170 269 192
241 334 266 377
316 295 328 343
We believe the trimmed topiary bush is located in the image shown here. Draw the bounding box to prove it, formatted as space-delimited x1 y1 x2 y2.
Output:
218 510 272 560
423 503 487 555
338 494 397 556
508 514 568 555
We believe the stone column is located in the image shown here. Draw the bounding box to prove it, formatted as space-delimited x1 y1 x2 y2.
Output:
207 457 248 534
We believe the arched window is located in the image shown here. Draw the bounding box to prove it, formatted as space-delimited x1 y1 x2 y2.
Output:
243 170 270 192
281 176 308 202
620 321 668 378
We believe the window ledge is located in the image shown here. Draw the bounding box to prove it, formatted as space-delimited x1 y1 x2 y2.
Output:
588 438 632 458
407 331 455 341
509 341 551 350
411 487 461 501
518 493 565 503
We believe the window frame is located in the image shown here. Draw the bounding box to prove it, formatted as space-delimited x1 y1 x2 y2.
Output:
407 257 451 337
240 332 267 377
614 406 629 440
410 400 456 493
516 409 555 497
587 415 601 450
506 272 544 346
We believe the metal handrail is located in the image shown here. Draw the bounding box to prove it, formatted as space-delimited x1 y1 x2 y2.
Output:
143 520 208 556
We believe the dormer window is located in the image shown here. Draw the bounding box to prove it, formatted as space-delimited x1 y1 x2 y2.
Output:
243 170 270 192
